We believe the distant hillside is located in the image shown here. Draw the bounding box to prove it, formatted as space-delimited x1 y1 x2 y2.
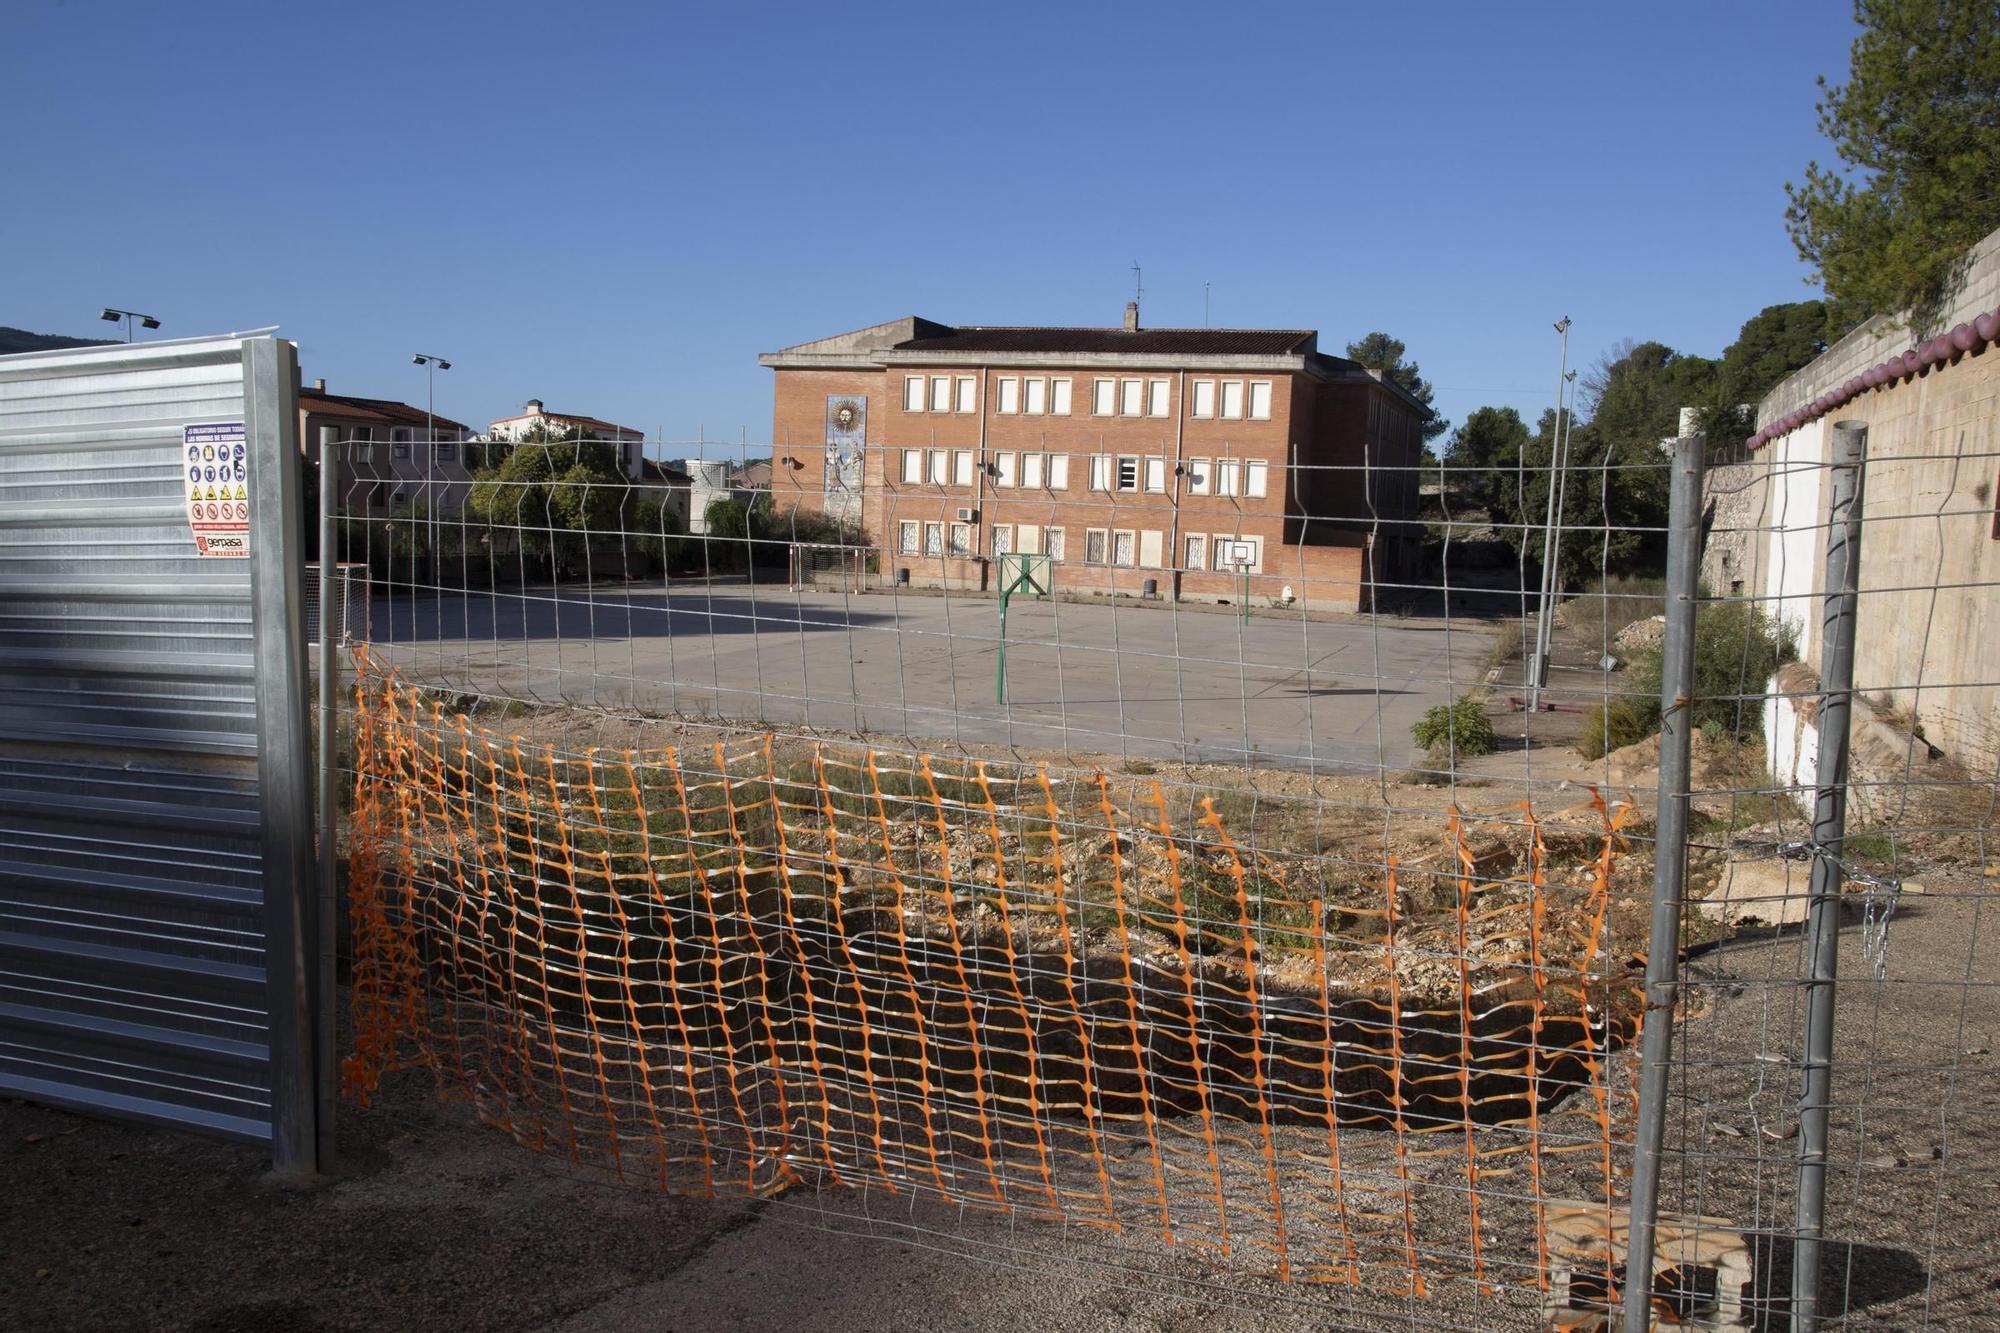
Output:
0 326 118 355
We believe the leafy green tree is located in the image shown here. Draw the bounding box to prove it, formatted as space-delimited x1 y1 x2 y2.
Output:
1344 331 1447 440
1490 411 1669 589
1698 301 1836 450
1580 340 1719 450
1445 405 1532 507
1785 0 2000 333
466 424 636 575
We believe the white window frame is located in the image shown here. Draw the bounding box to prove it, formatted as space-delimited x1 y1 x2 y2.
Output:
948 521 974 555
1048 454 1070 490
927 449 949 485
1111 529 1136 567
1021 451 1044 489
1115 455 1140 492
931 376 953 412
1143 456 1166 493
990 523 1012 557
392 428 411 460
994 451 1018 487
1089 454 1112 492
1186 457 1211 496
924 521 944 556
898 520 920 554
1220 380 1245 420
1248 380 1273 421
1044 526 1065 562
1184 532 1207 571
1050 378 1072 415
902 449 924 484
905 376 926 412
1024 377 1048 415
1119 378 1144 416
1191 379 1216 419
952 450 974 486
956 376 977 413
997 376 1020 414
1084 528 1109 565
1216 457 1240 496
1245 459 1269 498
1092 379 1116 416
1146 379 1169 417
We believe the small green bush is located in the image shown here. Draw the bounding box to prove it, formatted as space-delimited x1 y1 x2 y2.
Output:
1411 695 1496 761
1579 697 1657 759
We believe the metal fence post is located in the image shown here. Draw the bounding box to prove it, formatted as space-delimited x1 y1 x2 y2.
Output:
316 426 339 1171
1622 434 1705 1329
1792 420 1866 1330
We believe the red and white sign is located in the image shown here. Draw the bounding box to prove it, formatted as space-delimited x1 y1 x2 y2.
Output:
184 423 250 558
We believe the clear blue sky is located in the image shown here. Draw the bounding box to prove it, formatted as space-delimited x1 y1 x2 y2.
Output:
6 1 1857 456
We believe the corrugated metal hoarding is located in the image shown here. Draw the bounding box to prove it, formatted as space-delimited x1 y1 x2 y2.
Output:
0 334 318 1169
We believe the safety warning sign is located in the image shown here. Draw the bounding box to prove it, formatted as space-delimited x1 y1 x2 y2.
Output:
184 422 250 558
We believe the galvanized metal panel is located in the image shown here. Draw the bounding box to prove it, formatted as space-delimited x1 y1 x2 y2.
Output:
0 334 317 1156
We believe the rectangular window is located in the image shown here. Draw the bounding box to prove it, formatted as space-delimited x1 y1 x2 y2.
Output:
1044 526 1065 562
1089 454 1112 492
1191 379 1216 418
1216 458 1239 496
952 450 974 486
931 376 953 412
1147 379 1170 417
997 377 1020 414
924 521 944 556
1248 381 1273 420
949 522 973 555
1138 529 1163 568
1115 456 1139 491
1016 523 1040 554
1024 377 1048 415
899 520 920 554
1221 380 1245 419
1119 378 1143 416
905 376 925 412
991 523 1012 556
1050 378 1072 415
1211 534 1233 571
1020 451 1044 489
1092 379 1116 415
994 452 1017 487
956 376 977 413
1186 457 1211 496
1112 530 1135 566
434 441 457 463
902 449 924 484
928 450 949 485
1143 456 1166 493
1245 459 1269 498
1184 533 1207 571
1085 529 1108 564
1047 454 1070 490
392 429 410 460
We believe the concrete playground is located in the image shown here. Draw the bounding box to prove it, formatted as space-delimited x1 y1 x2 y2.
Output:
366 582 1496 771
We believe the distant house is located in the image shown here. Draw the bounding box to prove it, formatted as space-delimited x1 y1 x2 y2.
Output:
300 379 473 516
640 457 694 528
487 399 649 481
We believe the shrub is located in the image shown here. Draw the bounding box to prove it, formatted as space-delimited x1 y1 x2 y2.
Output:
1562 574 1668 653
1579 600 1798 756
1411 695 1496 762
1579 697 1658 759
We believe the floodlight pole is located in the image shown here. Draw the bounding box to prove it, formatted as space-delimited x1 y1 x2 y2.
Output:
1528 316 1571 712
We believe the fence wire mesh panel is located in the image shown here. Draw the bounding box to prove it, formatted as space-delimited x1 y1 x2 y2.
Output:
326 402 1996 1327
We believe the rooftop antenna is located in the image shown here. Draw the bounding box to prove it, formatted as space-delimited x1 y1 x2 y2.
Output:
1131 261 1143 312
1204 281 1211 328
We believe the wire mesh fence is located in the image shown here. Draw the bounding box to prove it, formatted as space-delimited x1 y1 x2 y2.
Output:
322 415 1998 1329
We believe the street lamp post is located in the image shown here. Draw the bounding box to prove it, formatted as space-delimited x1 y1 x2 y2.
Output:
411 354 452 576
1528 317 1571 713
99 308 161 342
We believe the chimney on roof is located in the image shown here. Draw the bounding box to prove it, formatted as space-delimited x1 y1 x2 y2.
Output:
1123 301 1140 333
313 378 326 393
525 399 543 414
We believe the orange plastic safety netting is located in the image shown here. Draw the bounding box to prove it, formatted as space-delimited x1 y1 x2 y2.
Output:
344 662 1645 1293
